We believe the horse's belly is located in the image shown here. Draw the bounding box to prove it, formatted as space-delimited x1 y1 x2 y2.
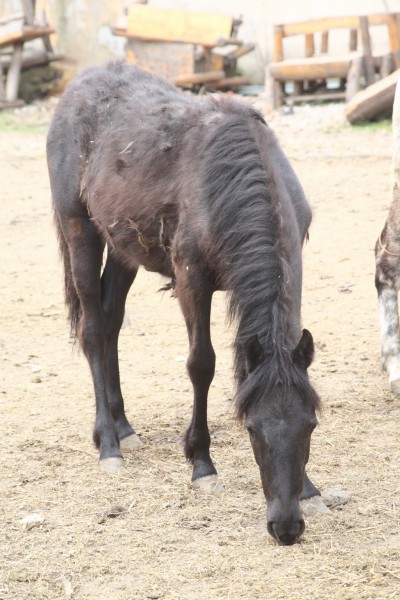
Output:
102 218 174 277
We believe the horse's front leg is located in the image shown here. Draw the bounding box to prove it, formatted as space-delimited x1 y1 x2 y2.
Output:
375 194 400 395
175 264 221 492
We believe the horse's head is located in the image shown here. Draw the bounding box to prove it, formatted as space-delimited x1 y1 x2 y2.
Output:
241 329 319 545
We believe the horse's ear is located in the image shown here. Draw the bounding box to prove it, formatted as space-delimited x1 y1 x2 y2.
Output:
292 329 314 370
245 335 265 374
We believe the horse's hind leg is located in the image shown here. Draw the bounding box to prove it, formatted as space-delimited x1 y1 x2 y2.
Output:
175 262 221 493
60 216 124 471
101 252 141 449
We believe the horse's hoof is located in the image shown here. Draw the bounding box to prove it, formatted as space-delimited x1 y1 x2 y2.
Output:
120 433 142 450
389 377 400 396
99 456 125 473
301 495 331 516
192 474 224 494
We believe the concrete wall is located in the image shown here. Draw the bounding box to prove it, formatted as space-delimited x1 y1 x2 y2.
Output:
47 0 400 83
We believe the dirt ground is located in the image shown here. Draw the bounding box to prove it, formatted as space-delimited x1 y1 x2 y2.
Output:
1 95 400 600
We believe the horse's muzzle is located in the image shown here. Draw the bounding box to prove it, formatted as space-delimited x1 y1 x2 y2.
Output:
267 518 305 545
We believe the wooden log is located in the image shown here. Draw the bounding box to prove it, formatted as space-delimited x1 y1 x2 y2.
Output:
345 68 400 124
175 70 225 86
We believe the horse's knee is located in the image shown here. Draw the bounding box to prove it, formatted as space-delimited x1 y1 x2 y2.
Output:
186 348 215 388
78 315 106 356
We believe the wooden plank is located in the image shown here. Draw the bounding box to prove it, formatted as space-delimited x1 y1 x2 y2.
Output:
115 28 231 49
175 70 225 86
281 16 360 37
204 75 249 89
288 91 346 102
279 14 392 37
0 26 54 49
345 68 400 124
269 53 361 81
127 6 232 47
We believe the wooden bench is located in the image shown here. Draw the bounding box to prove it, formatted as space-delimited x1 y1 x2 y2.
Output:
265 14 400 110
113 5 254 91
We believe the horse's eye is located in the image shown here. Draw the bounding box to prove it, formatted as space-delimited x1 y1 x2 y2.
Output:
245 422 256 437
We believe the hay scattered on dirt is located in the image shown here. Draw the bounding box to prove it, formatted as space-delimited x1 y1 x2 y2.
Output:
1 100 400 599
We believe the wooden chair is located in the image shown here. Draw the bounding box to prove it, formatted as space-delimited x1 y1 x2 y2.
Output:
265 14 400 110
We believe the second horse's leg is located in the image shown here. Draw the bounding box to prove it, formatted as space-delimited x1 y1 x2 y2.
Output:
63 217 123 472
101 252 141 449
375 189 400 395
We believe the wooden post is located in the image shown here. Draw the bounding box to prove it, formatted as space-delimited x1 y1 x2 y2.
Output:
345 56 363 102
0 67 5 101
6 43 23 102
320 31 328 53
21 0 35 25
264 64 284 111
381 53 394 79
305 33 314 57
359 16 375 86
349 29 358 51
273 25 284 62
388 13 400 69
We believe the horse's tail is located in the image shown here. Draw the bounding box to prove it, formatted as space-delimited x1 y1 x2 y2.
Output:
53 213 81 340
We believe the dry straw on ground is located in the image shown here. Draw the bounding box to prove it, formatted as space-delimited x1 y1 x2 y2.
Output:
1 100 400 599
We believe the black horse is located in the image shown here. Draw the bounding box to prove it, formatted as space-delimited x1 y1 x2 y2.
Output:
47 62 321 545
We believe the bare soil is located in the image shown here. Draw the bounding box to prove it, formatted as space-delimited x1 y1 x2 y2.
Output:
1 98 399 600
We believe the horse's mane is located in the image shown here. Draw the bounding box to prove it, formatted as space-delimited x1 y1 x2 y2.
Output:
200 107 320 417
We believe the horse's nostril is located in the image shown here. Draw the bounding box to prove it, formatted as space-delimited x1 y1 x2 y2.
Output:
267 519 304 545
278 532 297 546
299 518 305 537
